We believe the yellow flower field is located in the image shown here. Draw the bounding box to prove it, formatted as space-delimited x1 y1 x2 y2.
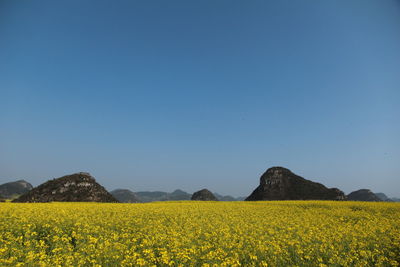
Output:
0 201 399 266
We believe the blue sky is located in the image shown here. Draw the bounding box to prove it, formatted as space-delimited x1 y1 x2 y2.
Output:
1 0 399 197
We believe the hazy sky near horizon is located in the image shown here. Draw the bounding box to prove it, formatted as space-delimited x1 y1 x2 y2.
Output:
1 0 399 197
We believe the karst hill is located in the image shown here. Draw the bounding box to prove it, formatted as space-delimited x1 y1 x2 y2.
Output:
246 167 346 201
13 172 118 203
191 189 218 201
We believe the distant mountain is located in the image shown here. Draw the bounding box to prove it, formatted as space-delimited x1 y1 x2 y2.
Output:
375 193 393 202
13 172 118 203
135 191 167 202
135 189 191 202
0 180 33 199
111 189 140 203
347 189 381 202
169 189 192 200
246 167 346 201
214 193 236 201
391 198 400 202
191 189 218 201
133 190 243 202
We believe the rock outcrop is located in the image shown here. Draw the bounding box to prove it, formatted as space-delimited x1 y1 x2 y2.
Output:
13 172 118 203
347 189 382 202
191 189 218 201
111 189 140 203
246 167 346 201
0 180 33 199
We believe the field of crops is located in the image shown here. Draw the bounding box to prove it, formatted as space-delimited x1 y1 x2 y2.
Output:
0 201 399 266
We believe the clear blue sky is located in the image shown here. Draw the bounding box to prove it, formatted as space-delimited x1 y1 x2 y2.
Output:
1 0 399 197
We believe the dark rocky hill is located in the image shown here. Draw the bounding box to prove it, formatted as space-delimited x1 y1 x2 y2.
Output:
246 167 346 201
347 189 382 202
0 180 33 199
111 189 139 203
191 189 218 201
13 172 118 203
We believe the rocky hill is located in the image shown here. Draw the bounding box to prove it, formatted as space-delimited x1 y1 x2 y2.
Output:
191 189 218 201
111 189 139 203
13 172 118 203
0 180 33 199
347 189 382 202
246 167 346 201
